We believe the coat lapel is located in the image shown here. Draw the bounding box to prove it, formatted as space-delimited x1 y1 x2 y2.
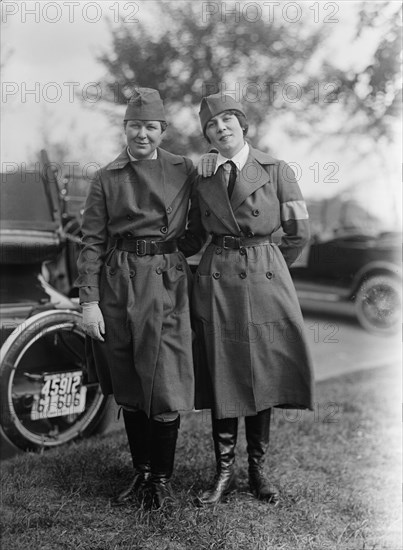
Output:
105 148 131 170
158 148 189 207
230 150 271 212
197 168 241 234
108 147 189 209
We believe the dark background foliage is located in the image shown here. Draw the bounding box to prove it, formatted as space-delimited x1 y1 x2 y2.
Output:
96 1 401 155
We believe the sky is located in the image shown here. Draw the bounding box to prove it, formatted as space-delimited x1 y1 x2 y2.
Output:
1 1 401 228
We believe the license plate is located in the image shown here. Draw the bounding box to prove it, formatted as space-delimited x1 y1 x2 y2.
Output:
31 371 87 420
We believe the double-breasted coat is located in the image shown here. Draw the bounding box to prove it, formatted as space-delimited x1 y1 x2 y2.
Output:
75 147 202 416
192 146 315 419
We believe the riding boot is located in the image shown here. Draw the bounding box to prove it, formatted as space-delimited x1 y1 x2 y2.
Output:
245 409 279 503
149 416 180 509
198 417 238 505
112 409 151 506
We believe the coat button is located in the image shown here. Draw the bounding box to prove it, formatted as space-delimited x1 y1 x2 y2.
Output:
129 270 136 278
205 210 211 217
252 209 260 217
160 226 168 234
156 267 163 275
126 214 133 220
125 232 133 238
247 231 255 238
239 272 247 279
212 272 221 279
176 264 183 271
266 271 273 279
166 206 173 214
215 247 222 255
240 247 246 255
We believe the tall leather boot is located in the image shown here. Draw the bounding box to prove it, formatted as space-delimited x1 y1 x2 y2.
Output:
149 416 180 509
198 417 238 505
245 409 279 503
112 409 151 506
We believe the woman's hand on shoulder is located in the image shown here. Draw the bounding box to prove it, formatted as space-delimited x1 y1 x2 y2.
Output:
197 152 218 178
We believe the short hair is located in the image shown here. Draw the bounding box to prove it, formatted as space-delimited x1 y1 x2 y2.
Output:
123 121 168 133
203 110 249 142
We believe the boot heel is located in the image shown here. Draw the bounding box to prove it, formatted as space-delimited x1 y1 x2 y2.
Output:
199 470 237 505
112 467 151 506
249 470 279 503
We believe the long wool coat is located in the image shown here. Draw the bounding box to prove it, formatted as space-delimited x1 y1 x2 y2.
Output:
192 146 315 419
75 147 201 416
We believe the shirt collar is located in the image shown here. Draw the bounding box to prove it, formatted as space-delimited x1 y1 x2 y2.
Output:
127 146 158 161
213 142 249 174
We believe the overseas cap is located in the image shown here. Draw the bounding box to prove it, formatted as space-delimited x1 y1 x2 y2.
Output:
199 93 246 133
124 87 166 122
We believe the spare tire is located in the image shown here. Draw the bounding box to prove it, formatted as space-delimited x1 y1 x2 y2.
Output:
0 309 108 451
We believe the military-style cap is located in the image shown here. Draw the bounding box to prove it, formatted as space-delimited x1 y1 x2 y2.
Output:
199 92 246 132
124 87 166 122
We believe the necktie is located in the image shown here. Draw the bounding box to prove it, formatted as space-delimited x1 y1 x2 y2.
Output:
223 161 237 198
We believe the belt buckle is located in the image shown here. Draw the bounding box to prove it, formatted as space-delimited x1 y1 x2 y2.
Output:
223 235 238 249
136 239 147 256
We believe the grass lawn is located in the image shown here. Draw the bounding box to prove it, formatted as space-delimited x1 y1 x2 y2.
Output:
1 363 401 550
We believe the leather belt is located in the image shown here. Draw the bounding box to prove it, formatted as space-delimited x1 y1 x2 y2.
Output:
211 234 272 249
116 238 178 256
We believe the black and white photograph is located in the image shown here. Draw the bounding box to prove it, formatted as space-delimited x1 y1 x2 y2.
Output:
1 1 401 549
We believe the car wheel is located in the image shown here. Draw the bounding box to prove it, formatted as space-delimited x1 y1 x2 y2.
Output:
0 309 109 451
355 275 402 335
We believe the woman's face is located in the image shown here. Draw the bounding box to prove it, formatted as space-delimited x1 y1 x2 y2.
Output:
205 112 245 158
125 120 163 159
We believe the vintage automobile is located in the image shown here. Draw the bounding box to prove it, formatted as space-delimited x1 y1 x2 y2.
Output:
289 231 402 335
0 151 110 456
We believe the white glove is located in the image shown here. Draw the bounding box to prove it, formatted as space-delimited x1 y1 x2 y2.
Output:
81 302 105 342
197 153 218 177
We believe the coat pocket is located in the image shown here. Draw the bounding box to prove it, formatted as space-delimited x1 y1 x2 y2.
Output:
100 265 129 319
162 262 191 315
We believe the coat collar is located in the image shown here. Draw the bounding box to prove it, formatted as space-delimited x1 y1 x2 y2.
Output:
248 147 278 166
105 147 185 170
105 147 189 209
197 147 278 227
230 147 276 212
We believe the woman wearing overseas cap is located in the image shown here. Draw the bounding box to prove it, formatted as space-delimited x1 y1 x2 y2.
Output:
192 92 315 505
75 87 203 509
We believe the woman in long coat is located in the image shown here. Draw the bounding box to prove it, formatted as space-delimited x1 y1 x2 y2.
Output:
192 93 315 505
75 88 202 508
